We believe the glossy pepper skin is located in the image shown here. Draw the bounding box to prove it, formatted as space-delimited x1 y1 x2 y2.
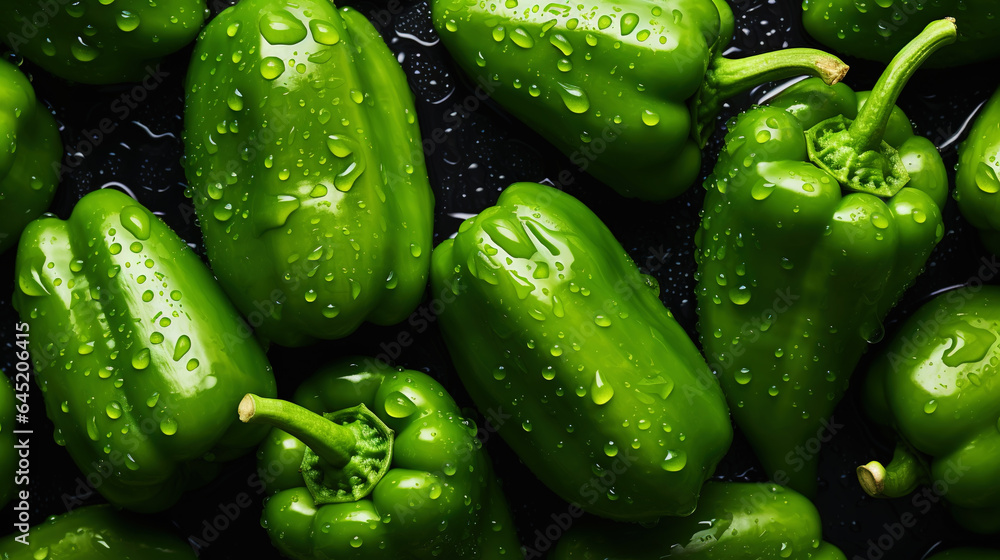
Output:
859 286 1000 534
695 21 953 495
0 0 207 84
0 59 61 254
183 0 434 347
550 482 844 560
0 374 15 509
431 182 732 521
803 1 999 69
11 189 277 513
241 359 521 559
956 87 1000 253
0 505 197 559
431 0 849 201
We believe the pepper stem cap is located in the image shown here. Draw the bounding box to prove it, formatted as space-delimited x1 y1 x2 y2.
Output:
239 394 394 504
805 18 958 197
857 461 889 496
857 442 929 498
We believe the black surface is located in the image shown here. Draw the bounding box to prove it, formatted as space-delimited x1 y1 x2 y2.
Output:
1 0 997 558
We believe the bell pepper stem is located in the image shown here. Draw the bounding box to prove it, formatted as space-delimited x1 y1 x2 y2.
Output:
709 48 850 101
695 48 849 144
848 18 957 153
857 443 929 498
239 393 354 468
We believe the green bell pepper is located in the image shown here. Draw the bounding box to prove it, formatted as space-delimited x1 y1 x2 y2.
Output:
183 0 434 347
957 86 1000 254
928 550 1000 560
430 182 732 521
0 504 197 559
240 358 521 559
0 0 207 84
803 0 1000 69
695 21 953 494
859 285 1000 534
11 188 277 512
549 482 844 560
431 0 849 201
0 58 61 254
0 373 15 509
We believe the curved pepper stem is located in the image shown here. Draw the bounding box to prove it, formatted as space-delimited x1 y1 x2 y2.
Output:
857 443 929 498
240 394 394 504
806 18 957 198
695 48 850 145
240 394 355 467
710 50 850 101
849 19 958 153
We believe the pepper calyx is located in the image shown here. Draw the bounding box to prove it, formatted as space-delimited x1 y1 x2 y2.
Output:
804 19 957 197
238 395 394 504
301 405 394 505
806 114 909 197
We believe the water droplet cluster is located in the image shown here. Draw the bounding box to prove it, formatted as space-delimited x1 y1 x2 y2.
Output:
13 190 275 507
0 0 208 83
432 0 719 198
183 0 434 345
432 184 731 517
693 89 946 481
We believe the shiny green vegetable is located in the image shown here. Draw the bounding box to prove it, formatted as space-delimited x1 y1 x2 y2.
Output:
549 482 844 559
957 86 1000 253
244 359 521 559
0 59 60 254
696 21 952 495
183 0 434 347
0 505 197 559
0 374 15 509
12 189 277 512
860 286 1000 534
431 0 848 201
0 0 207 84
431 182 732 521
803 0 1000 68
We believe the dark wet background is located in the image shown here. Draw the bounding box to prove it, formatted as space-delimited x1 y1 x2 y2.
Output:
1 0 997 557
